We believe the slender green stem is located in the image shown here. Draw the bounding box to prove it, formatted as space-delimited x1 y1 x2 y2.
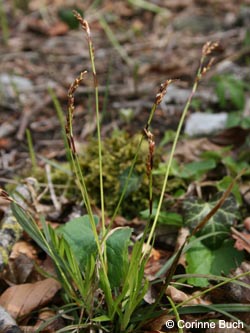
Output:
149 171 153 214
168 297 183 333
86 20 106 234
143 57 206 259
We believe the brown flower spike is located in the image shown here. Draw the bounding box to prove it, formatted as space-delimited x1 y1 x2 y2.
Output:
66 71 87 153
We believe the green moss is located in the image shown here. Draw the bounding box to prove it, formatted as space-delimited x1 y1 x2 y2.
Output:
80 132 152 217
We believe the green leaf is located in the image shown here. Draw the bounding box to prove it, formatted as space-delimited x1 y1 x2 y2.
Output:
213 75 246 110
211 239 244 275
183 193 240 249
58 8 83 29
215 77 227 108
186 238 244 287
227 77 245 110
217 176 242 205
186 238 212 287
160 129 176 146
106 227 132 288
92 315 111 322
11 203 48 254
140 207 183 227
222 156 249 175
57 215 98 269
200 147 230 162
226 111 242 127
155 158 216 181
177 159 216 179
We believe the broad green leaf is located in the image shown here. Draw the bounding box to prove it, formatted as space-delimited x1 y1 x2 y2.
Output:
156 211 183 227
183 193 240 249
186 238 244 287
106 227 132 288
177 159 216 179
158 159 216 180
211 239 244 275
186 238 212 287
57 215 98 270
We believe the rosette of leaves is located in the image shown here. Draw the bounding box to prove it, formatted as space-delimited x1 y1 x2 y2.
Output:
183 193 240 249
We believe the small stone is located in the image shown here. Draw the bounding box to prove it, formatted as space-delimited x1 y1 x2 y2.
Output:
185 112 228 136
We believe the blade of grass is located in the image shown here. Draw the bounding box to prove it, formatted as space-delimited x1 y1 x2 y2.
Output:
174 270 250 313
174 273 250 289
128 0 170 16
177 303 250 315
26 129 37 171
98 15 133 68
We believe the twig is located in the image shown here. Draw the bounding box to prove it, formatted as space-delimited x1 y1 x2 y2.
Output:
45 164 61 211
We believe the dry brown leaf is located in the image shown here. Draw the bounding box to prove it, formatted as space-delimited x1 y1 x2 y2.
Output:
10 241 38 261
143 245 171 280
166 286 195 304
48 22 69 36
0 138 11 149
0 278 61 319
144 314 174 331
209 126 250 148
174 138 222 163
166 286 210 306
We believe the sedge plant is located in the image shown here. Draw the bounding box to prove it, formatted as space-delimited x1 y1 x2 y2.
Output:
6 11 241 333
